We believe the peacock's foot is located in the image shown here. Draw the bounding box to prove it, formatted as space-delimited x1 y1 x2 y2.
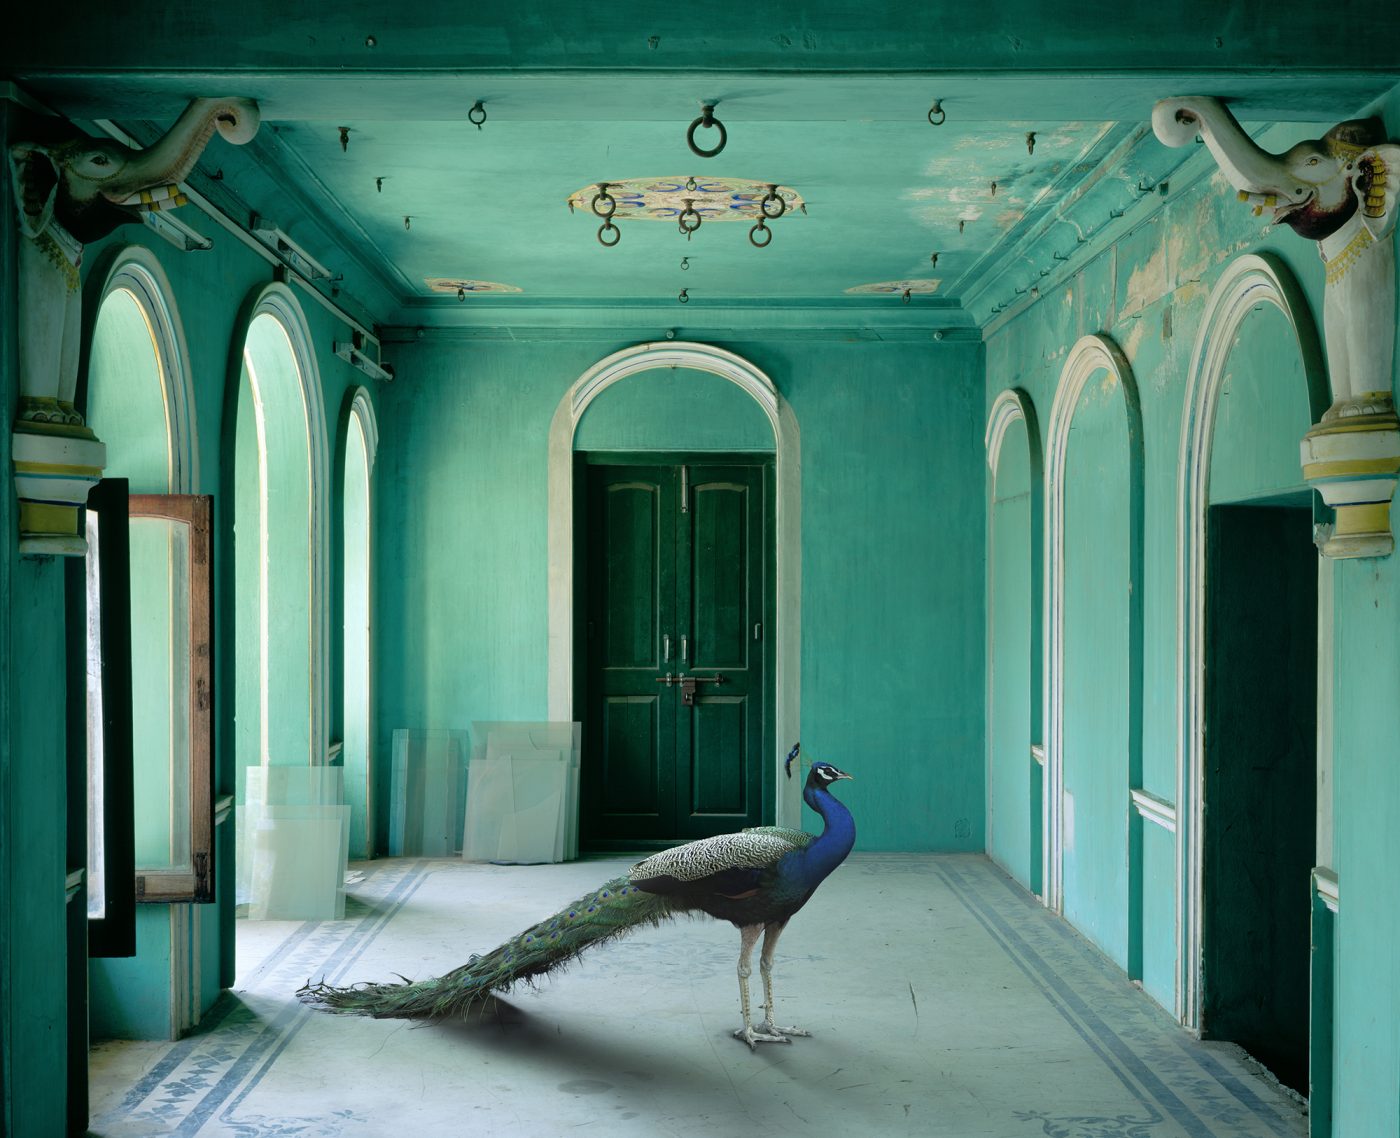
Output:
755 1021 810 1038
733 1024 793 1049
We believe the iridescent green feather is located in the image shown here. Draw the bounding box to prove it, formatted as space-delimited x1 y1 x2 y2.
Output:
298 876 677 1020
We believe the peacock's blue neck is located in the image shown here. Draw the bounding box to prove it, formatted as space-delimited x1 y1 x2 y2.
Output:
796 784 856 886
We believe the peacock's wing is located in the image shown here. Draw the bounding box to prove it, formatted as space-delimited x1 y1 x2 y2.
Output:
630 830 803 898
741 825 815 849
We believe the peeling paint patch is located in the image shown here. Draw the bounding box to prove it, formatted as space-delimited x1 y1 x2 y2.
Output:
1123 243 1168 317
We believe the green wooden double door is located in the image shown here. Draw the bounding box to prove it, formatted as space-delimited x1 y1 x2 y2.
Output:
581 458 772 844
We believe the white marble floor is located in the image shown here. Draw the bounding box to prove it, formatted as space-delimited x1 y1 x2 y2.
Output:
88 854 1306 1138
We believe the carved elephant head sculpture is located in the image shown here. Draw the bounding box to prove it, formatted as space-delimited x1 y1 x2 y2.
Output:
11 96 259 244
1152 96 1393 241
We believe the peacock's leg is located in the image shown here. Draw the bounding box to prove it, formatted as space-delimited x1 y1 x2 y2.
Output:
733 924 787 1048
756 920 810 1038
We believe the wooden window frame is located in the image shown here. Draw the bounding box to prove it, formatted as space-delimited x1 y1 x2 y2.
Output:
128 494 216 904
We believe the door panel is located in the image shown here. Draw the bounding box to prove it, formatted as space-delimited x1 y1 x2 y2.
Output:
689 697 747 815
584 460 767 843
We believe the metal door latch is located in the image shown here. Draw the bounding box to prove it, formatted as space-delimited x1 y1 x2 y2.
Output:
655 671 728 705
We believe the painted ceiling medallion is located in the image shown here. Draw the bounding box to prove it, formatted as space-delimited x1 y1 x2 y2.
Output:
425 277 522 295
566 178 805 221
844 279 942 295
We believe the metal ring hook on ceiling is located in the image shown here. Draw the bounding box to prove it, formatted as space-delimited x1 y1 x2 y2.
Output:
687 104 727 158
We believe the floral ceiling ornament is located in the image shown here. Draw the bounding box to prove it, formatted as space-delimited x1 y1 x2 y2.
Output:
425 277 523 295
844 279 942 296
568 177 805 247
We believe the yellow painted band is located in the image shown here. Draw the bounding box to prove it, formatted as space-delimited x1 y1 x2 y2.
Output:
14 461 104 477
1333 502 1393 536
19 502 80 536
1303 458 1400 478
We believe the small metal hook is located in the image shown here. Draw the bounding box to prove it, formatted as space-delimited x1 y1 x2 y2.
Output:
678 288 689 304
403 216 411 231
959 219 966 235
930 252 940 268
376 177 384 193
928 100 946 126
468 101 487 130
457 287 465 301
902 289 912 305
338 126 351 152
990 180 998 197
680 257 690 271
1026 132 1037 156
686 175 698 192
597 219 621 246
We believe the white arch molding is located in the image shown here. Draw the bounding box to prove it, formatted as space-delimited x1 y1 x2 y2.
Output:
94 246 198 492
1043 335 1143 917
242 283 332 770
1174 252 1327 1029
985 387 1045 893
547 342 804 827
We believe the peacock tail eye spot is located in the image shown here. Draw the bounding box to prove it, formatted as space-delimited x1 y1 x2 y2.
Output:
524 935 533 943
587 906 596 913
568 911 577 919
601 891 611 899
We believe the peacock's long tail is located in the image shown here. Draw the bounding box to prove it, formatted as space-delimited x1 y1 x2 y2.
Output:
297 876 677 1020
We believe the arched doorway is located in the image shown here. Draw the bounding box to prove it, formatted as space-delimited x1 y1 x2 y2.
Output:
546 342 804 826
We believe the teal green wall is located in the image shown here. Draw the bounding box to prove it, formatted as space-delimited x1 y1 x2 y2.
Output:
1061 368 1132 969
985 121 1330 1013
1207 303 1313 506
985 99 1400 1131
575 366 774 453
1 100 71 1138
374 337 985 853
1329 69 1400 1138
60 197 369 1047
987 422 1034 886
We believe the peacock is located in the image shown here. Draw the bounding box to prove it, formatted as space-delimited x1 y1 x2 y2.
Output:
298 745 855 1049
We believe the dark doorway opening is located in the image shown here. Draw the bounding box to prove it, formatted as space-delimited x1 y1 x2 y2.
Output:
1203 502 1317 1095
576 455 774 848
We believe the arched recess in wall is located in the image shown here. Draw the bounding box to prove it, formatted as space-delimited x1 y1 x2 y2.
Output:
82 246 203 1040
985 388 1044 894
1044 334 1143 974
339 388 379 859
1175 252 1328 1031
546 342 803 827
229 284 330 788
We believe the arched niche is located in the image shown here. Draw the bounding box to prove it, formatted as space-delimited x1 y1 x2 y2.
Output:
1044 335 1143 976
83 246 202 1041
985 388 1044 894
339 388 379 859
546 342 802 826
230 285 330 783
1174 253 1328 1031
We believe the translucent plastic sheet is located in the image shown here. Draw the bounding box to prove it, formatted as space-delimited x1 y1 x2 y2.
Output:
389 729 469 856
237 767 348 920
462 722 580 864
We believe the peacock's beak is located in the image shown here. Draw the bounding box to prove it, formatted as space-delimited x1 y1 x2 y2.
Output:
830 767 853 781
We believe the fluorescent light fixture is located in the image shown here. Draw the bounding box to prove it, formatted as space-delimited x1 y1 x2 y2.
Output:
250 214 334 281
142 210 213 252
334 333 394 382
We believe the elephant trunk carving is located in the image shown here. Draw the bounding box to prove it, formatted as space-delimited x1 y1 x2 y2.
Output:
1154 95 1400 558
9 96 259 554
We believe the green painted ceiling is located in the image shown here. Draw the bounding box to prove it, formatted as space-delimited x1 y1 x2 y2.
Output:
7 3 1400 333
